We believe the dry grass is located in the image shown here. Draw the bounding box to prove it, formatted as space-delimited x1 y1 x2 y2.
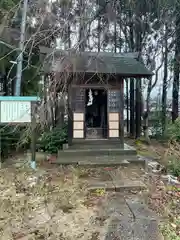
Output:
1 150 170 239
0 165 105 240
72 167 113 181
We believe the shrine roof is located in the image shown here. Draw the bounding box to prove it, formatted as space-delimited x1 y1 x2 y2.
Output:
40 46 153 78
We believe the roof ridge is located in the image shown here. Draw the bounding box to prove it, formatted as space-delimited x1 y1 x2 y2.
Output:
39 46 138 58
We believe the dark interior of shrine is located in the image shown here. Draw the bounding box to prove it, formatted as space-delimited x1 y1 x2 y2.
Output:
85 89 107 130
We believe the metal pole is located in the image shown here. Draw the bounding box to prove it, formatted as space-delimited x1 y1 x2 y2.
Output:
15 0 28 96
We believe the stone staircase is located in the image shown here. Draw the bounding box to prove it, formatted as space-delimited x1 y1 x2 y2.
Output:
51 139 163 239
55 140 144 166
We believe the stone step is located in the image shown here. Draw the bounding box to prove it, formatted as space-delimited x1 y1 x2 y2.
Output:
58 148 136 158
87 180 147 192
70 144 127 150
70 141 136 150
52 155 145 166
72 139 124 145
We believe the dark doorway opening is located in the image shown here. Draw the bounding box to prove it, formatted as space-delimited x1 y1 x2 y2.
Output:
85 89 107 139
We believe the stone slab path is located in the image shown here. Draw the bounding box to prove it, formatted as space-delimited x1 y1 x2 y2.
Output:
99 193 162 240
83 165 163 240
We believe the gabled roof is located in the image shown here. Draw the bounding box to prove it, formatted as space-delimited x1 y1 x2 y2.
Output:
40 46 153 77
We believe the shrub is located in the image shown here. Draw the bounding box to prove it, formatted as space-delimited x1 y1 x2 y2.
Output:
167 158 180 177
150 120 163 138
39 124 68 154
0 125 31 160
166 118 180 142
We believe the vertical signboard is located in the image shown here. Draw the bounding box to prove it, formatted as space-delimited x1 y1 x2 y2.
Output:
71 88 85 139
108 90 121 138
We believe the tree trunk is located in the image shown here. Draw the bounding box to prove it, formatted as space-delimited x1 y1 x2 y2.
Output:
144 120 150 144
67 24 71 49
142 77 152 144
98 17 101 52
79 0 85 51
135 15 142 139
44 74 48 128
129 13 135 137
162 23 168 134
114 9 117 53
172 9 180 122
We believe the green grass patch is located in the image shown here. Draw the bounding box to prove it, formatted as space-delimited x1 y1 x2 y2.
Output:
137 150 158 158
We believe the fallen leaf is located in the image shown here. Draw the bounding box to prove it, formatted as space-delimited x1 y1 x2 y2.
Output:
171 223 177 229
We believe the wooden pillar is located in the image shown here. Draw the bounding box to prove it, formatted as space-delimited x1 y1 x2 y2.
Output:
68 84 73 145
107 78 124 147
135 78 141 138
126 79 129 133
44 74 48 128
130 78 135 137
55 92 65 127
120 79 124 147
0 73 5 96
71 87 85 141
31 102 37 168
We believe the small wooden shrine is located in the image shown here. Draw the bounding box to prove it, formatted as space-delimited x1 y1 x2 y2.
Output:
40 47 153 149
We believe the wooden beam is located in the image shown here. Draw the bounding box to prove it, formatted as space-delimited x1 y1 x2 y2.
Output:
119 78 124 147
71 84 120 89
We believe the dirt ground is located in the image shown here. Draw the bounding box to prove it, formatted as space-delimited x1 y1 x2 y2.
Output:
0 165 105 240
126 138 171 164
0 154 147 240
126 138 180 239
1 147 180 239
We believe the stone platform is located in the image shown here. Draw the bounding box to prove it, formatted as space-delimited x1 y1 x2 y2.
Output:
55 140 144 166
